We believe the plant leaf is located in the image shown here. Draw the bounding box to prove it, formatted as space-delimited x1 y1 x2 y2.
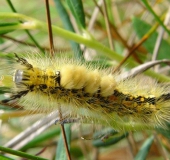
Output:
55 124 71 160
0 23 19 35
93 132 128 147
134 136 154 160
132 17 170 59
53 0 83 60
66 0 86 29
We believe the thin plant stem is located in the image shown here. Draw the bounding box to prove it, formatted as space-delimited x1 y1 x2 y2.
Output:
103 0 114 50
45 0 54 56
1 35 70 52
45 1 71 159
58 107 71 160
0 145 47 160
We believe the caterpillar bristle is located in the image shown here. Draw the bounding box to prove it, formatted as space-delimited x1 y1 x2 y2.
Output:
1 53 170 131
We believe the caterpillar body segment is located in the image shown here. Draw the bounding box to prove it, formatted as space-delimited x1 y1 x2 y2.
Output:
1 54 170 131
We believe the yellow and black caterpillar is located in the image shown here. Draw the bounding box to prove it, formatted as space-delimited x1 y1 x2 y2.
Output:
1 53 170 131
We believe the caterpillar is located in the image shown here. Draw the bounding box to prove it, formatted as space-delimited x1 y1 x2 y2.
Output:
1 53 170 131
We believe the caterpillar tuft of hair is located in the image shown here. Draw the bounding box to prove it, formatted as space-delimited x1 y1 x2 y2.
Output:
1 53 170 131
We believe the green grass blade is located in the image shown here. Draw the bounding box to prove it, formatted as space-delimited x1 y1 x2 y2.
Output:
55 124 71 160
66 0 86 29
93 132 128 147
0 146 47 160
141 0 170 35
0 23 19 35
53 0 83 60
134 136 154 160
0 154 14 160
20 127 60 151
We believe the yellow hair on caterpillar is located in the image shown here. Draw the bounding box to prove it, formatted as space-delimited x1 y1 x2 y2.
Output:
1 53 170 131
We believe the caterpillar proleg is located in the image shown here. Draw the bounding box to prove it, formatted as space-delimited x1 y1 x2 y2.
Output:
1 53 170 131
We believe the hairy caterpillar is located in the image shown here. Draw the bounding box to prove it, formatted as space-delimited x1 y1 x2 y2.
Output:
1 53 170 131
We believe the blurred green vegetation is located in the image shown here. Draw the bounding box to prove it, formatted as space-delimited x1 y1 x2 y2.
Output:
0 0 170 160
